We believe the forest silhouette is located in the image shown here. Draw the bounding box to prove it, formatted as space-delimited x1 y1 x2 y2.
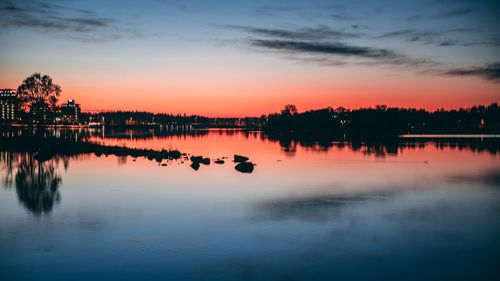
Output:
262 103 500 137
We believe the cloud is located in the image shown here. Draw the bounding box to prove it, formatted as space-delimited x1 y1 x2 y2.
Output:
330 13 354 21
437 40 460 46
0 0 144 41
374 28 487 47
405 7 473 20
249 39 439 68
223 25 361 41
444 63 500 82
438 8 473 18
350 24 368 30
251 39 398 59
375 29 419 39
220 24 441 68
375 28 470 39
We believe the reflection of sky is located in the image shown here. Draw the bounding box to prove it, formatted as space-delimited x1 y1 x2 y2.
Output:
0 132 499 280
0 0 499 115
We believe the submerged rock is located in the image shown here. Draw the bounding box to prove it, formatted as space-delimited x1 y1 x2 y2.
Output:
214 159 225 164
234 154 249 163
235 161 254 173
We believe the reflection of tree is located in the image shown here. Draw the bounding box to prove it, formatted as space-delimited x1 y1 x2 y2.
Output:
261 133 500 158
1 152 62 215
0 151 15 187
279 137 297 157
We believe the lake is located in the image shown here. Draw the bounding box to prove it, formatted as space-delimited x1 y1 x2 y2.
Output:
1 128 499 281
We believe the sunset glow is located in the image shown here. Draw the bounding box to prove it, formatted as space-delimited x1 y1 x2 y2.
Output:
1 0 499 116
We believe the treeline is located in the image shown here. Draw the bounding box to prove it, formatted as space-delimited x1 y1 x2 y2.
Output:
81 111 210 125
80 111 262 127
262 103 500 136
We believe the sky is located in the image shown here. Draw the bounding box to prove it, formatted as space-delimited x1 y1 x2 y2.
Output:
0 0 499 116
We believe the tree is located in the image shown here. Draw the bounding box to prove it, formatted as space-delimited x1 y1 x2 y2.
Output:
16 73 62 111
281 104 298 116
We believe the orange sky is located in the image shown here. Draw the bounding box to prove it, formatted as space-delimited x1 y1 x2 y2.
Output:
2 68 498 117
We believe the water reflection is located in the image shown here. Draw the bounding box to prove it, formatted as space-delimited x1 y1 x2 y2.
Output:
447 169 500 186
1 128 499 281
1 128 499 217
90 129 500 157
2 127 499 158
254 193 388 221
1 152 64 215
254 168 500 223
262 132 500 157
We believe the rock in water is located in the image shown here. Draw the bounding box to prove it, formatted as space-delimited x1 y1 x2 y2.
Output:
214 159 225 164
170 150 181 159
201 158 210 165
234 154 249 163
190 156 203 163
190 162 200 171
235 162 254 173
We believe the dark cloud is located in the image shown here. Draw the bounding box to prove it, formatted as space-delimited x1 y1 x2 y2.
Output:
330 13 354 21
351 24 368 30
444 63 500 82
438 8 473 18
222 24 440 68
405 7 473 20
0 0 143 41
437 40 460 46
375 28 470 39
374 28 488 47
223 25 361 41
375 29 419 39
249 39 439 68
251 39 398 60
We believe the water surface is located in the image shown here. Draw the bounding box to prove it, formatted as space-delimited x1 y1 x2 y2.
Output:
1 129 499 281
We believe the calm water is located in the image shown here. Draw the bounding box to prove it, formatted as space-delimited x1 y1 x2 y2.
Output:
1 129 499 281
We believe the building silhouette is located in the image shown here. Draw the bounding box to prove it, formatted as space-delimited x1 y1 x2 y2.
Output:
30 100 50 124
60 99 81 124
0 89 16 122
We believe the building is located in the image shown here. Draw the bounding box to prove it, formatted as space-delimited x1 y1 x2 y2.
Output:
0 89 17 122
30 100 50 124
60 99 81 124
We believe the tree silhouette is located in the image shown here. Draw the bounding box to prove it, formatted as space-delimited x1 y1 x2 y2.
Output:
16 73 62 111
281 104 298 116
263 103 499 137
